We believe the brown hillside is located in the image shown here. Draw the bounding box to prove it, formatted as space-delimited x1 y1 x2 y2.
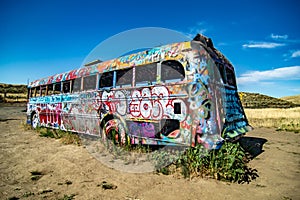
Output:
281 94 300 105
239 92 298 108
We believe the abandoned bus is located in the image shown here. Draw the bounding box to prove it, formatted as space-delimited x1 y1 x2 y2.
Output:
27 34 251 149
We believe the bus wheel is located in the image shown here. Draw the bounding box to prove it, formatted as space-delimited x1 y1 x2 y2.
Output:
103 119 128 146
31 113 40 129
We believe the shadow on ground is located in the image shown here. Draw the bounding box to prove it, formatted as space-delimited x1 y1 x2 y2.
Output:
239 136 268 159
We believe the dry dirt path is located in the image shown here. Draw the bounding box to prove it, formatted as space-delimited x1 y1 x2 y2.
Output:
0 106 299 200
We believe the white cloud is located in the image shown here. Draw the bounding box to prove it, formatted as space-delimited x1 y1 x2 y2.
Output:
237 66 300 84
184 22 207 39
291 50 300 58
271 33 288 40
242 42 285 49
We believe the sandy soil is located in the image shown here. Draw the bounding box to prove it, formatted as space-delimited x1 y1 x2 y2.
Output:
0 106 299 200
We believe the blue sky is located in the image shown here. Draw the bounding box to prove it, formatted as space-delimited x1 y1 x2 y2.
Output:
1 0 299 98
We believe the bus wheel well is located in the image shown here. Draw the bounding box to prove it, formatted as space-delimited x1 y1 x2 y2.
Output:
100 114 117 129
30 111 40 129
31 111 36 121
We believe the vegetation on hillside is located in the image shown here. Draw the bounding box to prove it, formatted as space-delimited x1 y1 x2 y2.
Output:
0 83 27 103
239 92 299 108
0 83 27 93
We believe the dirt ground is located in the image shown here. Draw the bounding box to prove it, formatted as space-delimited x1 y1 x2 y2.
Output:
0 106 299 200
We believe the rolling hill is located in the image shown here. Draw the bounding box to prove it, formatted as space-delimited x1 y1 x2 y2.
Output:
239 92 299 108
280 94 300 105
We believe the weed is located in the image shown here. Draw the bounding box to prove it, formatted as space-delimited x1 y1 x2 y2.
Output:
255 184 266 188
23 192 35 197
21 122 32 131
38 189 53 194
60 133 81 146
59 194 76 200
35 127 82 145
39 128 56 138
101 181 117 190
30 170 43 181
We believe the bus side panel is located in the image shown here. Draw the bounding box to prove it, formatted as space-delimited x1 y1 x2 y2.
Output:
60 92 101 135
27 96 62 128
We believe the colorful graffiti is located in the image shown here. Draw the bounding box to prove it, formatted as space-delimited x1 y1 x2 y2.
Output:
27 35 250 150
28 42 190 88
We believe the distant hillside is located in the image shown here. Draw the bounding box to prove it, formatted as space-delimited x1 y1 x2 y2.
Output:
0 83 27 103
0 83 27 93
281 95 300 105
239 92 299 108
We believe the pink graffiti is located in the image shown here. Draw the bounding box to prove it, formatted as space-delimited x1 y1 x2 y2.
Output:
128 122 156 138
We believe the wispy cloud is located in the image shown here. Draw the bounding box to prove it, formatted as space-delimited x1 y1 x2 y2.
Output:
183 22 207 39
270 33 288 40
242 33 290 49
242 42 285 49
237 66 300 84
283 50 300 61
291 50 300 58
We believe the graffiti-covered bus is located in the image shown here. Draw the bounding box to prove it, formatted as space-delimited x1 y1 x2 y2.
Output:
27 34 251 149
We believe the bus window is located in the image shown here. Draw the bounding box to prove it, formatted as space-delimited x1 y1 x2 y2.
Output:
116 68 133 88
54 83 61 94
41 86 47 96
48 84 54 95
226 67 236 86
72 77 82 92
161 60 185 83
99 71 114 88
135 63 157 86
62 81 71 93
35 86 41 97
83 75 97 91
216 62 226 84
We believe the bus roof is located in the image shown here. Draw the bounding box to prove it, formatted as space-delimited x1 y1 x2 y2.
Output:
28 40 192 88
28 34 233 88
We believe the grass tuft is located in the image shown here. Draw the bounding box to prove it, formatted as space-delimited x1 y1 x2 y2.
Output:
35 127 82 145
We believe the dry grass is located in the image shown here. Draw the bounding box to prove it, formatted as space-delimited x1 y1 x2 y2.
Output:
245 107 300 133
281 94 300 105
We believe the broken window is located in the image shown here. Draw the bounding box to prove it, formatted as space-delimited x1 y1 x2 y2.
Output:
135 63 157 86
161 60 185 83
83 75 97 91
99 71 114 88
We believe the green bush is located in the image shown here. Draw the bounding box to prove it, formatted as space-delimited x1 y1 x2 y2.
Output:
158 142 258 183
